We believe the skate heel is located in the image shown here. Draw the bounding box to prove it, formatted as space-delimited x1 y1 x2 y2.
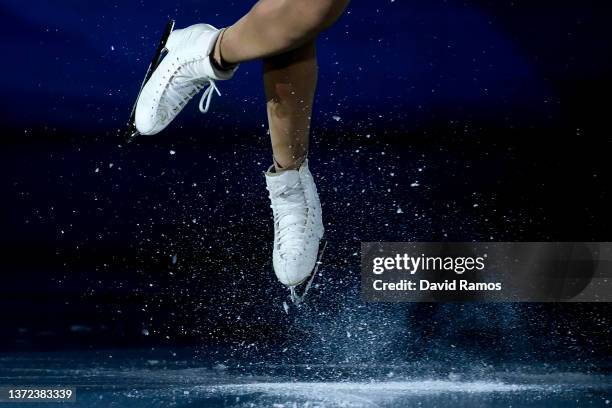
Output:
164 29 181 52
123 19 175 142
165 24 218 54
287 240 328 306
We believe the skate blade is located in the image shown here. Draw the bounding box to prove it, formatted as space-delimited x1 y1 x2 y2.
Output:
123 19 175 143
288 240 328 306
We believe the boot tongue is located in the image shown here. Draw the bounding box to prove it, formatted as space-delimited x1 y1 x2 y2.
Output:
265 169 307 247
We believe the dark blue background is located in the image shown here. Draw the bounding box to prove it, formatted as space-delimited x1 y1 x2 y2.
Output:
0 0 611 368
5 0 609 133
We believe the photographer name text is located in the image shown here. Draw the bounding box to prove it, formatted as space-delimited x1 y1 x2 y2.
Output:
371 253 502 292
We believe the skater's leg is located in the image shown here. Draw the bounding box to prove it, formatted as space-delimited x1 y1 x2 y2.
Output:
132 0 348 135
263 42 324 288
213 0 349 67
264 41 317 170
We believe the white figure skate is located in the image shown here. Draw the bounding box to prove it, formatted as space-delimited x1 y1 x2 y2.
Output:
265 160 326 304
124 20 238 141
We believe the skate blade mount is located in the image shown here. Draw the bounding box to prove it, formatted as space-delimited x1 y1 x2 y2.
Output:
288 240 328 306
123 19 175 143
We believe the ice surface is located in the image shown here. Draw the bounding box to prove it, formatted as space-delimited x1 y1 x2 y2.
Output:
204 380 543 407
1 352 610 408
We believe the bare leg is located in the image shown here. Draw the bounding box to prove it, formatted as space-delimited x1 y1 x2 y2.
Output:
213 0 349 65
264 42 317 170
201 0 348 287
211 0 348 170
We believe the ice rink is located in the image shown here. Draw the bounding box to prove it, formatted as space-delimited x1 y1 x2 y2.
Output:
1 350 611 407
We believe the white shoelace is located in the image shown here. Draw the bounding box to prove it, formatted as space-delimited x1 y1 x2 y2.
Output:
198 80 220 113
158 60 221 118
269 181 309 256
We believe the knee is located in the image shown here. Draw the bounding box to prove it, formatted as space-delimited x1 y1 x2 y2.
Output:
297 0 347 34
253 0 347 42
250 0 284 22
